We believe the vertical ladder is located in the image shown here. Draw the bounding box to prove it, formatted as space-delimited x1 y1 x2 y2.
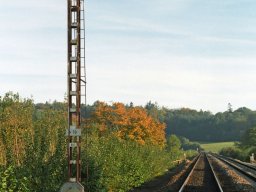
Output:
66 0 86 184
81 0 86 112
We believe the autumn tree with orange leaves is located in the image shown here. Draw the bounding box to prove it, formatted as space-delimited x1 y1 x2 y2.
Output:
90 101 166 147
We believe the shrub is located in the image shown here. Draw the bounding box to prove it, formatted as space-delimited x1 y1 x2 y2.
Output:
0 165 30 192
219 147 245 160
84 136 178 191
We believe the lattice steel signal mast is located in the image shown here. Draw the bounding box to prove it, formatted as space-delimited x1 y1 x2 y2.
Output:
61 0 86 191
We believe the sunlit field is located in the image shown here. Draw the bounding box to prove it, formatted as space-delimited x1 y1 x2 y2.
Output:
200 142 236 153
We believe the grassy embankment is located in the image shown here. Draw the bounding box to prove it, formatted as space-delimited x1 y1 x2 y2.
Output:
200 142 235 153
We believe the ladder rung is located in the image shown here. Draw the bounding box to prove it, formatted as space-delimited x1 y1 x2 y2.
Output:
71 6 78 12
71 39 77 45
70 91 77 96
70 57 77 62
70 73 77 79
71 23 78 28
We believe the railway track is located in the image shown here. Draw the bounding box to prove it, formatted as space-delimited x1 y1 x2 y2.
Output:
178 153 223 192
213 154 256 182
131 153 256 191
221 155 256 171
207 153 256 192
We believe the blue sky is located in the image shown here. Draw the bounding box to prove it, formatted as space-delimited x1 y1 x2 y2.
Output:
1 0 256 113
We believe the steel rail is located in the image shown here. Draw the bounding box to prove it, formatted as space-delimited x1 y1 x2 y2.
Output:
213 154 256 182
178 153 223 192
205 154 224 192
178 153 201 192
223 155 256 171
153 154 200 192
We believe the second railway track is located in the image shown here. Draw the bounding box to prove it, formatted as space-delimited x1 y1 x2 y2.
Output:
207 153 256 192
213 153 256 183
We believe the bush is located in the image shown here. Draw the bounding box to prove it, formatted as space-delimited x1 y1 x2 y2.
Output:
184 150 198 159
219 147 245 160
84 136 178 191
179 136 202 151
0 166 30 192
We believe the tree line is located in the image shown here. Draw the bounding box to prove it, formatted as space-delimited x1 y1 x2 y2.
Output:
83 101 256 142
143 102 256 142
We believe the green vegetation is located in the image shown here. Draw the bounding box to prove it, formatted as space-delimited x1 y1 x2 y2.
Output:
145 102 256 161
0 92 196 192
179 137 202 151
4 92 256 190
86 135 191 191
220 127 256 162
200 142 235 153
145 102 256 142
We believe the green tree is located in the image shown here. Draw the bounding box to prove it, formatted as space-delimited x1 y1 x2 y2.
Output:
167 135 181 155
241 127 256 148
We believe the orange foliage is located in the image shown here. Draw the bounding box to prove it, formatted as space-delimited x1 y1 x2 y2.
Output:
91 102 166 147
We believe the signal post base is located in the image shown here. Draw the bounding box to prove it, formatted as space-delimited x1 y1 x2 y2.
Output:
60 182 84 192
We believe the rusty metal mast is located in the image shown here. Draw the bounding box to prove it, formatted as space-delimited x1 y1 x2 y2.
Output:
61 0 86 191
